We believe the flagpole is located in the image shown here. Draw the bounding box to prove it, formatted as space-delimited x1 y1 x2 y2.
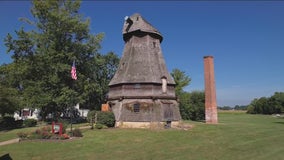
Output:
70 80 74 137
70 82 73 137
70 73 73 137
70 60 77 137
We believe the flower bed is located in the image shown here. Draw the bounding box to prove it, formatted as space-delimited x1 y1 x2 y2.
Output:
17 126 80 141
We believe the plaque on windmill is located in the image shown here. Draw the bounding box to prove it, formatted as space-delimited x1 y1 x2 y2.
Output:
107 13 181 128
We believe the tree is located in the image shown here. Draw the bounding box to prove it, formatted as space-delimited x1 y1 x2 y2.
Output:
234 105 248 110
269 92 284 113
219 106 232 110
80 52 119 110
170 68 191 96
187 91 205 121
170 69 204 121
3 0 119 120
247 92 284 115
247 98 258 114
0 85 19 116
0 65 21 116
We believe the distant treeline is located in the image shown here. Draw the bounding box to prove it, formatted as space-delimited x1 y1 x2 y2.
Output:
218 92 284 115
246 92 284 115
218 105 248 111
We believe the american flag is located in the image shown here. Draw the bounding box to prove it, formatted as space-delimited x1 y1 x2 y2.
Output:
71 60 77 80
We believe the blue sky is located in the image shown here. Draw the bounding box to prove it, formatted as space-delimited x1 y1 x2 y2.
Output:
1 1 284 107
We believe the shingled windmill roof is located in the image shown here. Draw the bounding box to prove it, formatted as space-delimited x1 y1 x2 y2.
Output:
122 13 163 43
109 13 175 86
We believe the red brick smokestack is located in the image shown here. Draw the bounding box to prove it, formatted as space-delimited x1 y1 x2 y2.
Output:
204 56 218 124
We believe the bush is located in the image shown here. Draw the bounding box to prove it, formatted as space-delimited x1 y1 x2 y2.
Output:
96 111 115 127
17 132 28 139
87 110 96 123
29 127 52 139
15 120 23 128
60 134 70 140
0 116 18 130
179 91 205 121
95 123 104 129
23 119 37 127
71 128 83 137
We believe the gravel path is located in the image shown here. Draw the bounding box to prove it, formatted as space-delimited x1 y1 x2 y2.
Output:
0 138 19 146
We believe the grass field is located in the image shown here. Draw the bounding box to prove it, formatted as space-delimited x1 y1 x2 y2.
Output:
1 111 284 160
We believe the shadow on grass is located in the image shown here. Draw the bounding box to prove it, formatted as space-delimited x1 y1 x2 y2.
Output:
0 153 13 160
274 122 284 125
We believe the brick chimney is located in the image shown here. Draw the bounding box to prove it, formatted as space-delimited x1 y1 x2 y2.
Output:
204 56 218 124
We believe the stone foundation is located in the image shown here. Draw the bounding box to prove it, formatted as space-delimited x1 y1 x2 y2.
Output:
115 121 181 129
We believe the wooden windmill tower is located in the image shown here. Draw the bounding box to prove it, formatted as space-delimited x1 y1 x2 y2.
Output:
107 13 181 128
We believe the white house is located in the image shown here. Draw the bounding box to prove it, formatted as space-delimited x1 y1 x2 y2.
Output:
14 108 41 120
14 104 89 121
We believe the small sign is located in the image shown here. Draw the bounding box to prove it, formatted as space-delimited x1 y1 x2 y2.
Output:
101 104 110 112
52 122 63 135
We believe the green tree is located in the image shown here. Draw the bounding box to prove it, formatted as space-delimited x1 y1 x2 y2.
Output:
247 98 258 114
269 92 284 113
0 85 19 116
0 65 22 116
187 91 205 121
3 0 119 120
247 92 284 115
81 52 119 110
219 106 232 110
170 69 191 120
234 105 248 110
170 69 204 121
170 68 191 96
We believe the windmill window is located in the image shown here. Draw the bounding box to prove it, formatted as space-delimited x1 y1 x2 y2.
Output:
153 42 156 48
161 77 167 93
133 103 140 112
134 84 141 89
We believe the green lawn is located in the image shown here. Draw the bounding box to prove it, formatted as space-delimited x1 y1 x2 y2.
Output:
1 112 284 160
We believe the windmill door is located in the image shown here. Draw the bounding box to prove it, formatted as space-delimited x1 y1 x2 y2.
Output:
163 103 173 121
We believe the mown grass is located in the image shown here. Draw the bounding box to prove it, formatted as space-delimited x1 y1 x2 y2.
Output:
1 112 284 160
0 127 38 142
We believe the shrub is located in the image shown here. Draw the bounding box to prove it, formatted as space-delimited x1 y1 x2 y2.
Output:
87 110 96 123
71 128 83 137
60 134 70 140
0 117 24 130
0 116 16 130
95 123 104 129
17 126 71 140
179 91 205 121
17 132 28 139
96 111 115 127
32 127 52 139
23 119 37 127
15 120 23 128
